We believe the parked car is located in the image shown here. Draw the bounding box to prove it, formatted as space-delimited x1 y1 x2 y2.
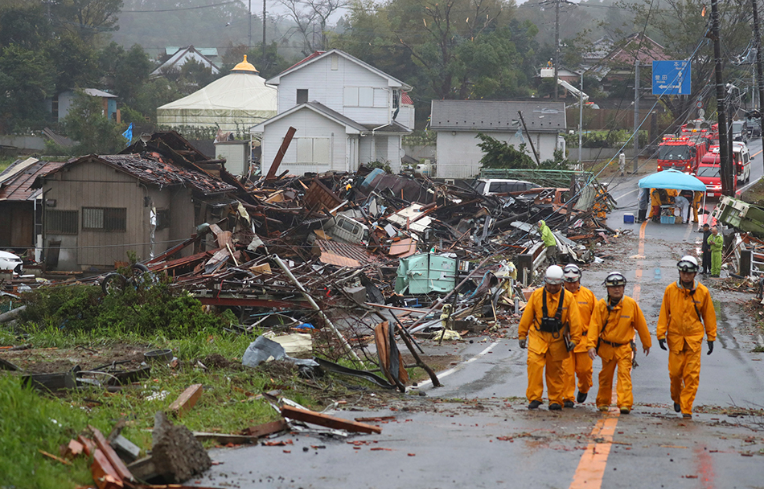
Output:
745 118 762 138
472 179 540 196
0 251 23 274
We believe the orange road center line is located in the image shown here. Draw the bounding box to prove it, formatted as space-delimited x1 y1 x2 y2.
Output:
569 220 647 489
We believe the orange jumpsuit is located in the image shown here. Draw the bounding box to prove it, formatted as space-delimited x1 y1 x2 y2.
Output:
562 285 597 403
519 287 583 406
587 296 651 410
650 189 661 219
692 191 703 223
656 280 717 415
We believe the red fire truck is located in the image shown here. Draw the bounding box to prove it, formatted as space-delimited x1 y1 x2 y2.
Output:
656 135 709 173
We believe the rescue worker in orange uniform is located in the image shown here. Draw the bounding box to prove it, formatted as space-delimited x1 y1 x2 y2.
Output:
519 265 583 411
650 189 662 221
692 191 703 223
561 264 597 407
587 272 652 414
657 256 717 419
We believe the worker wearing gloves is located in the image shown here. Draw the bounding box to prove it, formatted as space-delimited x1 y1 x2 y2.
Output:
560 264 597 407
518 265 583 411
587 272 651 414
656 256 717 419
537 220 557 266
707 226 724 277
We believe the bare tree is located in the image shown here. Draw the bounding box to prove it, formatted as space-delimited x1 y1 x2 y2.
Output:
278 0 348 55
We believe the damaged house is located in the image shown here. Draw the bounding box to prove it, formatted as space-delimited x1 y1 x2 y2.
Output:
33 132 239 272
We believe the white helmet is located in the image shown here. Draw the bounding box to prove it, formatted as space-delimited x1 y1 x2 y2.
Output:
677 255 699 273
603 271 628 287
544 265 565 285
562 264 582 283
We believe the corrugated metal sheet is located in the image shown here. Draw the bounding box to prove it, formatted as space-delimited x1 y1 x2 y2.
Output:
0 159 65 202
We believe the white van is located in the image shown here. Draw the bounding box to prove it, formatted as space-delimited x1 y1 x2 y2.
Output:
322 214 369 244
472 179 540 196
732 142 751 184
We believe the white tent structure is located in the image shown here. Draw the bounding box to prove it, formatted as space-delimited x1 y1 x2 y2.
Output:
157 56 277 135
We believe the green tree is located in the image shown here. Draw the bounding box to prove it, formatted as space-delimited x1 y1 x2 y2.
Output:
63 91 126 154
476 133 536 169
113 44 153 106
55 0 123 41
0 44 54 131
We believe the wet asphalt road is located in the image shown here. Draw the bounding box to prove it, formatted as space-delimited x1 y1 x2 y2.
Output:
191 147 764 488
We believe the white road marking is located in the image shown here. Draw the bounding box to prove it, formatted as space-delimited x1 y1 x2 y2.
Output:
414 340 500 389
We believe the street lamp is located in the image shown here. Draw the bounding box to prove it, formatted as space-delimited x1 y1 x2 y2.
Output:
579 70 583 171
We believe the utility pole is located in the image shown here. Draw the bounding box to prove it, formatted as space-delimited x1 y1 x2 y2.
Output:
633 58 640 174
248 0 252 48
263 0 267 67
751 0 764 135
579 70 583 170
554 0 560 101
711 0 733 197
518 111 542 166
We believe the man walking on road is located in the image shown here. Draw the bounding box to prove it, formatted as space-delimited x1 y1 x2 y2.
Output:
519 265 583 411
587 272 652 414
561 264 597 407
537 220 557 266
700 223 712 275
657 256 717 419
708 226 724 277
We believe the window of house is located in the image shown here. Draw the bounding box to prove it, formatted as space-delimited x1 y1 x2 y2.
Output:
156 209 170 231
331 54 339 70
294 137 330 164
45 210 78 234
297 89 308 104
82 207 126 232
344 87 382 107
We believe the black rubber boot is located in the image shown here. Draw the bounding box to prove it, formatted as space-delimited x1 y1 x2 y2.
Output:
549 403 562 411
637 209 647 222
564 400 575 408
674 402 681 413
577 391 588 403
528 400 543 410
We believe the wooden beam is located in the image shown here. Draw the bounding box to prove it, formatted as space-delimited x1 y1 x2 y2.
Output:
169 384 203 416
91 449 124 489
281 405 381 434
265 126 296 180
90 426 133 482
241 419 289 438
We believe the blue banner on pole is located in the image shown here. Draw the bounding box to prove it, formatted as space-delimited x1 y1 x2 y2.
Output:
122 123 133 146
652 60 691 95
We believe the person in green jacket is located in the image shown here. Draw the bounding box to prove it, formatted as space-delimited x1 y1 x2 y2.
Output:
707 226 724 277
538 220 557 265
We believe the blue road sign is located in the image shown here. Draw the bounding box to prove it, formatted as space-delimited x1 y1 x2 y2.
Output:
652 60 691 95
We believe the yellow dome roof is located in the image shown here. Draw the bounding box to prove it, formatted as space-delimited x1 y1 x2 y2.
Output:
232 55 258 74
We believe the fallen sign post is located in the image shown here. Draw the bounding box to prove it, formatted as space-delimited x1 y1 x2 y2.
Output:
281 405 382 434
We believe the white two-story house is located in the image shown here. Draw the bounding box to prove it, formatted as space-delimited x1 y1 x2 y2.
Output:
250 50 413 175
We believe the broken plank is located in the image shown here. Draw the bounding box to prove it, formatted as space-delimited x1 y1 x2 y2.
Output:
281 405 381 434
90 426 134 482
38 449 71 465
241 419 289 438
91 449 123 489
62 439 84 459
168 383 203 416
78 435 97 456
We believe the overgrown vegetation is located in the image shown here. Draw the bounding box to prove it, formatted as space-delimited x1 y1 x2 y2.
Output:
18 279 236 339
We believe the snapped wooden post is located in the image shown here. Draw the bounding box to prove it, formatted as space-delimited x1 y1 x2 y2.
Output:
169 383 203 416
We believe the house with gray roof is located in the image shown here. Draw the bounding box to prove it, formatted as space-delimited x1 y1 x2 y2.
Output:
429 100 567 179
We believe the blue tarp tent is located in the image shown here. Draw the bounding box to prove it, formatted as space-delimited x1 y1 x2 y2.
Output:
638 168 706 191
639 169 708 226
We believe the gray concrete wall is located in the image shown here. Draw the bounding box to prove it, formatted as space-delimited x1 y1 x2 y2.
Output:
0 135 46 151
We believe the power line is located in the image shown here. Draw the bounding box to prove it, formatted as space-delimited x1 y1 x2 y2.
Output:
120 1 242 13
